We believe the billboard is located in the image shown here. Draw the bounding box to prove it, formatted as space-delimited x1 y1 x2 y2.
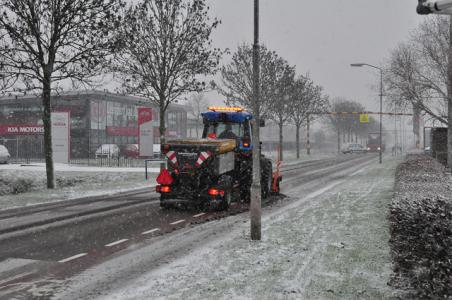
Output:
51 112 70 164
138 107 153 157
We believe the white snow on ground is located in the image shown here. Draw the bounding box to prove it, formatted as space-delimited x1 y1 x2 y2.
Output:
0 165 159 210
59 158 396 300
0 163 159 173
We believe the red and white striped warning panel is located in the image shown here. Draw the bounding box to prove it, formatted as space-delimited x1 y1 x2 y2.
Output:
166 151 178 166
195 151 212 167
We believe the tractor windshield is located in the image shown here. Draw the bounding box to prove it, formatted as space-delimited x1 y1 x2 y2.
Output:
203 121 250 139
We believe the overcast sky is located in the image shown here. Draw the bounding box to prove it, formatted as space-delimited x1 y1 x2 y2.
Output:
206 0 424 111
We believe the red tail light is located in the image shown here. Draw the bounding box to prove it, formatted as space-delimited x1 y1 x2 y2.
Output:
156 185 171 193
208 188 225 197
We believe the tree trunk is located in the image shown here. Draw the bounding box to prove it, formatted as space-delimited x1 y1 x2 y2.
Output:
195 116 200 138
42 76 55 189
448 16 452 169
296 123 300 159
337 126 341 154
279 122 283 161
159 98 167 170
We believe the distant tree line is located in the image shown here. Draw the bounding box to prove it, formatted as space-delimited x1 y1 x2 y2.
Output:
327 99 382 153
217 44 330 160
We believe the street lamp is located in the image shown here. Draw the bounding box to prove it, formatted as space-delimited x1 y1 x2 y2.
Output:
417 0 452 15
351 63 383 164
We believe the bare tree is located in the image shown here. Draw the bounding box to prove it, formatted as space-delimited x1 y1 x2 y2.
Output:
289 75 329 158
187 93 208 137
385 16 452 165
327 99 373 152
385 16 452 126
267 59 295 161
217 44 282 119
114 0 222 148
0 0 123 188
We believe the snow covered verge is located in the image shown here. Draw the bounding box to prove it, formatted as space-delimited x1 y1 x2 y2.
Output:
390 155 452 298
0 164 158 210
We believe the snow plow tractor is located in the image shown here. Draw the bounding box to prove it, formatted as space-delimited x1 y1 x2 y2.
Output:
156 106 281 211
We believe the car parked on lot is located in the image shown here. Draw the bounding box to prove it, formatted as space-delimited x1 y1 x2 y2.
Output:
122 144 139 158
95 144 120 159
0 145 10 164
342 143 366 154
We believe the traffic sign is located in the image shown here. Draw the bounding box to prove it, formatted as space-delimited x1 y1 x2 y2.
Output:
360 114 369 123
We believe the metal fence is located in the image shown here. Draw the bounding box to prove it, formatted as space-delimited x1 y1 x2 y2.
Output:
69 157 157 168
7 156 166 169
433 151 447 166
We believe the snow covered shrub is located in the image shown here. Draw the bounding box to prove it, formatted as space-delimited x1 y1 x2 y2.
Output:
0 176 40 195
390 155 452 298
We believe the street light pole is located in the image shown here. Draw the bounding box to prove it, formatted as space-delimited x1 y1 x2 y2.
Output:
250 0 262 240
379 68 383 164
351 63 384 164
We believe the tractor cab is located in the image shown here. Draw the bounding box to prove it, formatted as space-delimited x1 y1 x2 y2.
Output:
201 107 253 152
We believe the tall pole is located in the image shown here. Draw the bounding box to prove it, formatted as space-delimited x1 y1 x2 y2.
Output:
351 63 383 163
447 16 452 169
306 116 311 155
379 69 383 164
250 0 261 241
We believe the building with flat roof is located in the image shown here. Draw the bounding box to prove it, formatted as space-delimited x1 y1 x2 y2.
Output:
0 90 188 159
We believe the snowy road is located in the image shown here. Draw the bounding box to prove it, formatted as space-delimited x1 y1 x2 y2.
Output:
0 154 392 299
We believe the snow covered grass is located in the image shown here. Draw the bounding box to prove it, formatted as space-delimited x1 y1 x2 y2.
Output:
0 164 158 210
92 158 396 299
390 155 452 298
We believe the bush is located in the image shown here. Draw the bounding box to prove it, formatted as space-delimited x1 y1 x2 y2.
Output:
390 155 452 298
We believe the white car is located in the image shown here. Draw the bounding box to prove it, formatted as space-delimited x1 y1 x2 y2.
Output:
153 144 161 158
0 145 10 164
342 143 366 154
95 144 120 159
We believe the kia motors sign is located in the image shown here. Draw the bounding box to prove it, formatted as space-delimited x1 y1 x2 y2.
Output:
138 107 153 157
51 112 70 164
0 125 44 135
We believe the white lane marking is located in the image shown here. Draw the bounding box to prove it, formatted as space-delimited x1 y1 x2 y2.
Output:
142 228 160 235
58 253 87 263
105 239 129 247
193 213 206 218
170 219 185 225
0 271 34 286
